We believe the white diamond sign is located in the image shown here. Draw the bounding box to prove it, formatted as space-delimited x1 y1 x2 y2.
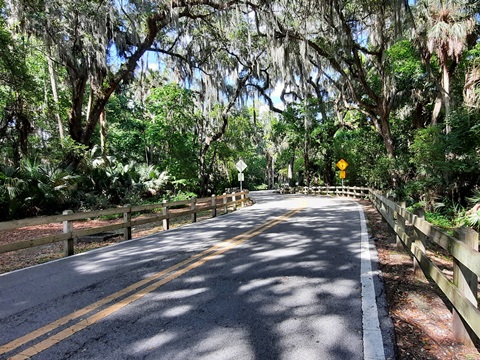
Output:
235 159 247 173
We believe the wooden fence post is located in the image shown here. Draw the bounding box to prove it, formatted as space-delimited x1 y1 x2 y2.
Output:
232 192 237 211
223 193 228 214
396 202 406 250
162 200 169 231
453 227 479 345
412 208 427 279
378 196 388 227
191 197 197 223
211 195 217 218
62 210 74 257
384 196 394 238
123 205 132 240
240 192 245 208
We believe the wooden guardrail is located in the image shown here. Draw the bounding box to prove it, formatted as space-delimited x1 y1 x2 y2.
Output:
305 185 370 198
0 191 249 257
369 191 480 345
282 185 479 344
279 185 370 198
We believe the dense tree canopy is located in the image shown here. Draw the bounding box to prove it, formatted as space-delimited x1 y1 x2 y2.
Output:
0 0 479 225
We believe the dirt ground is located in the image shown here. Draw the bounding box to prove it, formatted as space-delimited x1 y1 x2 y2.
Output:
1 199 480 359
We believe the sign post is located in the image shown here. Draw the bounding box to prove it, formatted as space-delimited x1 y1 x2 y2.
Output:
235 159 247 191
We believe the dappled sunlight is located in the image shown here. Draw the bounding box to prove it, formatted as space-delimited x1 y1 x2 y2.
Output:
252 247 304 259
129 331 177 356
74 261 109 275
0 194 376 359
237 277 276 293
193 328 255 359
231 262 255 274
181 276 210 284
281 314 360 360
162 304 193 318
148 287 209 301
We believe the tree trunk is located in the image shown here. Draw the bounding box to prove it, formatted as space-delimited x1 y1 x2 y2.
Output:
67 73 88 144
265 152 273 189
271 155 275 189
323 147 335 185
304 110 310 186
198 142 215 196
198 158 210 196
99 110 107 164
47 47 64 142
288 152 295 186
303 147 310 186
431 94 442 125
442 61 451 133
372 110 395 159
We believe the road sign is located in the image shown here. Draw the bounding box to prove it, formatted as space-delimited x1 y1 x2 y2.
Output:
336 159 348 171
339 171 346 179
238 173 244 181
236 159 247 173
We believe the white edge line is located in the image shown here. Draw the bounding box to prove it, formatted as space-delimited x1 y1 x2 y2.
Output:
358 203 386 360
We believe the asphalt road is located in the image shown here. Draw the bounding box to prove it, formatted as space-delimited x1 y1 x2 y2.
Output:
0 191 394 360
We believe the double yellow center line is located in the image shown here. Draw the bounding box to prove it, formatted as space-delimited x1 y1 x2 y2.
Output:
1 205 305 360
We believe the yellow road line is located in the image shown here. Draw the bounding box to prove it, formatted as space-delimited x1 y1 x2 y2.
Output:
3 205 304 359
1 214 279 356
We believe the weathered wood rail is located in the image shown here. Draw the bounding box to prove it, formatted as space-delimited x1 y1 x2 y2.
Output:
279 185 370 198
299 185 480 344
0 191 249 257
302 185 370 198
369 191 480 345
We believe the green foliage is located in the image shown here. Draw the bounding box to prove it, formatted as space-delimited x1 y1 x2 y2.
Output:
168 190 197 203
74 153 171 210
0 166 23 220
386 40 425 89
106 94 147 163
144 84 198 182
254 184 269 190
425 211 454 230
0 160 77 219
459 190 480 230
410 126 446 178
0 19 32 90
332 125 391 187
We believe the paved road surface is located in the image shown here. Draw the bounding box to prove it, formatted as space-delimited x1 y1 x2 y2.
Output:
0 191 394 359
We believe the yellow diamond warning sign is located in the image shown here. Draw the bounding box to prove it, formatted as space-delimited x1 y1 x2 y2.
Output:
336 159 348 171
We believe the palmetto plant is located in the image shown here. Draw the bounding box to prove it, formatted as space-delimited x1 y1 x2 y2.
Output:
136 164 169 196
0 159 78 219
0 165 24 220
465 190 480 230
20 159 78 216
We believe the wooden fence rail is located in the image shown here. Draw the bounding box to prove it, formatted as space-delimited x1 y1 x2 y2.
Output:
290 185 480 344
288 185 370 198
368 191 480 345
0 191 249 257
